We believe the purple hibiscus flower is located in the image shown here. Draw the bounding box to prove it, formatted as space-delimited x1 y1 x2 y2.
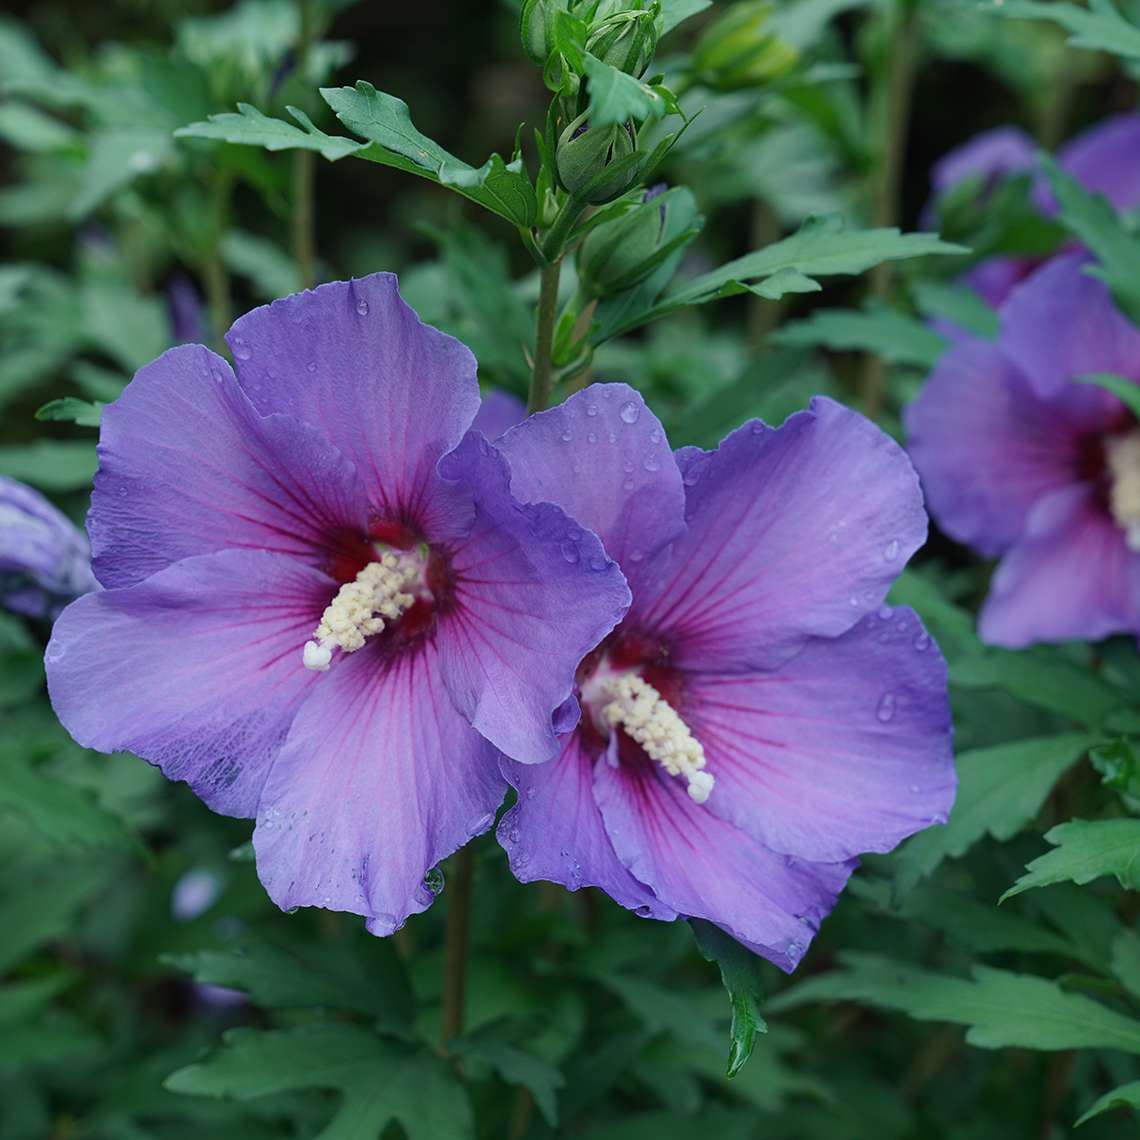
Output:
45 273 630 934
492 384 955 970
0 476 97 619
907 253 1140 647
927 114 1140 314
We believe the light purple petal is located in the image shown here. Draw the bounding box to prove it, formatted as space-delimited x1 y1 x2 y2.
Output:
435 433 631 764
593 756 854 972
1000 253 1140 404
497 384 686 579
1057 112 1140 212
497 735 673 917
253 639 505 933
226 273 480 538
632 397 926 672
472 390 526 440
90 344 369 590
962 256 1041 311
684 606 954 863
905 338 1084 556
46 550 333 817
0 475 96 618
979 485 1140 646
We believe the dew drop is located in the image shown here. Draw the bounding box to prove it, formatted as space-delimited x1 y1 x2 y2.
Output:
355 298 370 316
876 692 897 723
561 428 573 442
306 361 317 373
643 455 660 472
423 867 445 896
622 460 635 473
629 549 644 563
586 403 598 417
909 784 921 795
587 432 597 444
619 400 640 424
589 555 608 571
623 478 635 491
560 541 580 563
634 904 654 918
508 827 521 844
877 604 892 620
649 429 662 444
231 338 251 361
608 431 617 444
683 469 700 487
883 539 901 561
913 631 931 651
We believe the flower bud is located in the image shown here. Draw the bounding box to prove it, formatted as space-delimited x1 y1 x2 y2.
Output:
690 0 797 91
577 185 701 295
586 0 662 77
521 0 570 65
555 113 638 204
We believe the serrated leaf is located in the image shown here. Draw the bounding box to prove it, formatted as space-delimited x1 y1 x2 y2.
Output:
769 953 1140 1053
1004 819 1140 899
35 397 103 427
452 1031 564 1126
744 266 821 301
1076 1079 1140 1126
165 935 412 1028
176 103 365 161
773 305 947 367
993 0 1140 61
582 53 668 127
165 1023 473 1140
892 734 1098 889
691 920 768 1077
320 82 536 226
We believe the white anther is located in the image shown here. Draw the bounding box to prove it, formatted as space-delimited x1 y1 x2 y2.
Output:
302 553 419 671
601 673 714 804
1106 431 1140 553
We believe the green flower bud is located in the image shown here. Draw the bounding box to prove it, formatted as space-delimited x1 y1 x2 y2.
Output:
691 0 797 91
585 0 662 77
521 0 570 65
555 112 638 204
577 185 701 296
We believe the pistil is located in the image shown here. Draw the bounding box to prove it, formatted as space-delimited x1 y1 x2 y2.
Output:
1106 430 1140 552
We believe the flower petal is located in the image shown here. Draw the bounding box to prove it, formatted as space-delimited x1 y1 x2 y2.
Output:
905 338 1083 556
980 485 1140 646
253 639 505 933
497 735 674 918
593 755 853 972
1000 254 1140 404
91 344 369 590
632 397 926 672
685 606 954 863
46 550 333 817
472 390 526 440
1057 112 1140 212
435 433 631 764
226 273 480 535
497 384 687 577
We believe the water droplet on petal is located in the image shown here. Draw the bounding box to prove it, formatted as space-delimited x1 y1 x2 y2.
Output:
589 555 608 571
586 403 598 417
643 455 660 472
683 469 700 486
629 549 644 563
877 604 892 620
876 692 897 723
355 298 370 316
561 428 573 442
883 539 900 561
423 867 445 896
913 631 931 651
587 432 597 444
231 338 251 360
560 541 580 563
306 361 317 373
649 429 662 443
619 400 640 424
623 478 635 491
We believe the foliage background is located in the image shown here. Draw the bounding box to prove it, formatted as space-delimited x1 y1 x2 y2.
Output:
4 1 1140 1137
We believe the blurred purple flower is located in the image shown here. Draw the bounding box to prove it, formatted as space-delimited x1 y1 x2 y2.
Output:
471 390 526 440
167 275 206 345
928 114 1140 318
907 254 1140 647
171 867 223 922
0 475 97 619
46 274 629 935
495 385 954 971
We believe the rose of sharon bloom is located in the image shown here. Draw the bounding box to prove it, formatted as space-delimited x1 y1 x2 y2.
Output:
907 254 1140 648
0 475 97 618
494 385 955 970
927 114 1140 314
46 274 630 934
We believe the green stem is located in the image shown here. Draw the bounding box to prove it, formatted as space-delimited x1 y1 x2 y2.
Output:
859 0 919 418
528 259 563 413
539 196 586 263
439 844 476 1052
292 0 317 289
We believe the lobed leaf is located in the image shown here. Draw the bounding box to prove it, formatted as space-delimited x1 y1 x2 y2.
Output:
1003 819 1140 899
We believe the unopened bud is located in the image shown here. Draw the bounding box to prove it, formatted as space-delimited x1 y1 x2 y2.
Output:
521 0 571 65
691 0 797 91
555 112 638 204
586 0 662 77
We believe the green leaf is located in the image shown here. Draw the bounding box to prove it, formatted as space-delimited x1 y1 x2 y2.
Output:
892 734 1098 889
0 616 43 707
1076 1080 1140 1126
691 920 768 1078
582 53 669 127
320 82 536 226
164 935 412 1028
770 953 1140 1053
165 1023 473 1140
661 0 711 35
1043 157 1140 324
1090 737 1140 801
993 1 1140 61
176 103 365 161
0 757 139 855
35 397 102 427
1004 819 1140 899
772 304 947 368
0 102 78 152
911 279 1000 339
69 128 174 219
452 1029 564 1126
0 441 96 491
1078 373 1140 420
1110 930 1140 1001
221 230 300 300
